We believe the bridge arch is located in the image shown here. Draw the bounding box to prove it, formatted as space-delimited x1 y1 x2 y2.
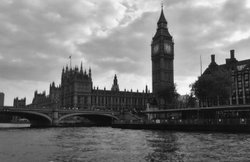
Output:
2 111 53 127
58 112 118 126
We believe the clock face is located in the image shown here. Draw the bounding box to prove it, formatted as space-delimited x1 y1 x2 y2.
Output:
153 44 159 54
164 43 172 54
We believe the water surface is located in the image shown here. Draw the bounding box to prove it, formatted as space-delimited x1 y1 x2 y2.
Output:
1 127 250 162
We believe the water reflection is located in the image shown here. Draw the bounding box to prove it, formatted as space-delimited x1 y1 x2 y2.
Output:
144 131 183 162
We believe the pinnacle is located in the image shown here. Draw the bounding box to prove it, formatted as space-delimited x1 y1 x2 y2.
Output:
157 7 167 25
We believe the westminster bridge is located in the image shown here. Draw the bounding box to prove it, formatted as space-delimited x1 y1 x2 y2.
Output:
0 106 120 127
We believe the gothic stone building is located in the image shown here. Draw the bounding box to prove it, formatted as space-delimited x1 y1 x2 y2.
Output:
151 7 175 108
203 50 250 106
26 62 152 112
61 64 152 112
25 8 175 111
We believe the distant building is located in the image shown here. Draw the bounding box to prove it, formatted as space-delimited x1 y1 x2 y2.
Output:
13 97 26 108
202 50 250 106
0 92 4 106
0 92 12 122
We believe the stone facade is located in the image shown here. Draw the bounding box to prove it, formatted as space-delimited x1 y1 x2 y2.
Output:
61 64 92 109
49 82 61 105
90 85 151 112
230 56 250 105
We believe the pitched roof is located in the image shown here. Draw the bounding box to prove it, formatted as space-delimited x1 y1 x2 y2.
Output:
204 58 250 75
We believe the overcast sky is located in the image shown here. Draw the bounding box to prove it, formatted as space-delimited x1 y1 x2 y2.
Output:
1 0 250 106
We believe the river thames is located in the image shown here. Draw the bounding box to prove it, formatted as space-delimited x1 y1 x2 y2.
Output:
1 126 250 162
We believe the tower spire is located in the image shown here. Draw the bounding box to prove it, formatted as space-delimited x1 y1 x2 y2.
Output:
80 61 83 72
111 74 119 91
89 67 92 78
153 4 172 41
158 5 167 25
69 56 72 69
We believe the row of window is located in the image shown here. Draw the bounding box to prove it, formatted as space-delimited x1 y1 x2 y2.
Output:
232 73 249 82
91 96 148 106
232 88 250 94
233 81 250 88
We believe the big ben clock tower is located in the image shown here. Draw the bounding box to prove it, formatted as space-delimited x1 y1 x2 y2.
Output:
151 6 174 102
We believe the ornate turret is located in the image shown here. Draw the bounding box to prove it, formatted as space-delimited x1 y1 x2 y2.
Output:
145 85 148 93
66 65 68 72
89 67 92 79
80 62 83 73
111 74 119 91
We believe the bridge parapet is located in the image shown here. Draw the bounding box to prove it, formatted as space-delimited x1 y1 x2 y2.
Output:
0 106 121 127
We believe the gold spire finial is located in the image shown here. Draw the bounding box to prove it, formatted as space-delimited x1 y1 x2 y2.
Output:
161 1 164 10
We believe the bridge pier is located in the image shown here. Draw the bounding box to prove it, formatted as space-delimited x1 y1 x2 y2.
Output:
52 110 59 126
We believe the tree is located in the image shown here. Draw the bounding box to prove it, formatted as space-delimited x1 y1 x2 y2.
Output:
187 93 197 108
157 83 179 106
191 68 231 106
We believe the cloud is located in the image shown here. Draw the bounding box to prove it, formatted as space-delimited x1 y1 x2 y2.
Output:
171 0 250 74
0 0 156 105
79 11 155 75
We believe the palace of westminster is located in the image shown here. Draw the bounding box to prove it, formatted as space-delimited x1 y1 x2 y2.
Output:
13 7 174 111
12 7 250 110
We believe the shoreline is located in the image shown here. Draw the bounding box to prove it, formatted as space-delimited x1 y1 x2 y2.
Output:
0 123 31 128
